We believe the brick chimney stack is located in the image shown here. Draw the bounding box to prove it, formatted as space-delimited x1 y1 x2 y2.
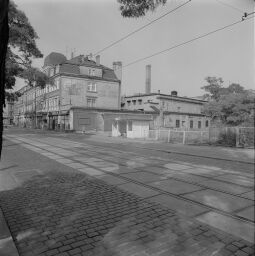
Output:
145 65 151 94
96 55 100 65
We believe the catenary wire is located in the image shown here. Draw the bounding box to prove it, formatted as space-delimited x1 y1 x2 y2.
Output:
122 15 254 69
93 0 192 56
215 0 248 14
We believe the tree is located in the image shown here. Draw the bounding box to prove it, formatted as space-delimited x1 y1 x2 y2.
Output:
1 1 47 157
7 1 48 89
0 0 9 158
201 76 224 100
118 0 167 17
202 77 255 126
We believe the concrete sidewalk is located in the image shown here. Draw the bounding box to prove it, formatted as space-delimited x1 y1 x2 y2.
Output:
4 127 254 163
83 133 255 164
0 206 19 256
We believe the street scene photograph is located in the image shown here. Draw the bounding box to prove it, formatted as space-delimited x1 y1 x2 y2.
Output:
0 0 254 255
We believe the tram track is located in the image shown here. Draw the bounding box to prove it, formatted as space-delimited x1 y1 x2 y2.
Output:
6 134 255 226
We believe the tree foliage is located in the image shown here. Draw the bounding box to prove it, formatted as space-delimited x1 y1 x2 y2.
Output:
1 1 47 157
202 77 255 126
201 76 224 100
118 0 167 17
6 1 47 91
0 0 9 158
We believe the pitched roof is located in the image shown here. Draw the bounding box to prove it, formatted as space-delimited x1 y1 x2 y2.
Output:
44 53 119 82
43 52 67 67
59 64 80 75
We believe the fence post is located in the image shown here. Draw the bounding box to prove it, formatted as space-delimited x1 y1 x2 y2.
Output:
167 129 171 143
183 131 186 144
236 127 239 147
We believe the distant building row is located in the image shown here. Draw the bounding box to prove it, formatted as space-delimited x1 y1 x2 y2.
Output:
9 52 210 137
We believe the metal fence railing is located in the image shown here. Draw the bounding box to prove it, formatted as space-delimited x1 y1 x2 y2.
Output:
147 127 254 148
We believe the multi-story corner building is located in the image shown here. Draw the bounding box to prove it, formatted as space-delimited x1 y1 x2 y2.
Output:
122 91 210 130
14 52 121 129
3 99 14 125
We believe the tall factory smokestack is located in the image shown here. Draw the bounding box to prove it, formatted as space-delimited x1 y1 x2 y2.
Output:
145 65 151 94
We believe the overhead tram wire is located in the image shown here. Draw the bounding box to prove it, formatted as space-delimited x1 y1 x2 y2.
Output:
215 0 247 14
122 14 254 69
93 0 192 56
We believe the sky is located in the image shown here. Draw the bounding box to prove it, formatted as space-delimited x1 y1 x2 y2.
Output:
14 0 254 97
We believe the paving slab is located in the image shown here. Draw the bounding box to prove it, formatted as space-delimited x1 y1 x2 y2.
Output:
148 194 209 217
12 169 42 183
181 168 226 177
121 171 165 183
0 173 19 192
88 161 111 168
183 189 254 213
102 166 141 174
97 174 129 185
213 174 254 188
77 167 104 176
164 173 210 184
164 163 192 170
65 162 87 169
198 179 251 195
138 166 170 175
149 179 203 195
0 209 19 256
196 211 255 243
235 206 254 222
117 183 161 198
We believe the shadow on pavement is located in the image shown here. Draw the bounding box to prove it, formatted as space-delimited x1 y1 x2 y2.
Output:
0 167 253 256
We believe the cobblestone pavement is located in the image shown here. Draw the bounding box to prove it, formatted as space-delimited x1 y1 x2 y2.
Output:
0 132 254 256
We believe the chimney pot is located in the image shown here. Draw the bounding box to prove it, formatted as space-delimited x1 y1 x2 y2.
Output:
171 91 178 96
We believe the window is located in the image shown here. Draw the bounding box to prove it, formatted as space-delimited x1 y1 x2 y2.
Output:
56 79 60 90
50 68 54 77
198 121 201 129
190 120 193 129
132 100 136 105
87 98 96 108
127 101 131 106
128 121 132 131
205 120 209 127
87 82 96 92
138 99 142 105
176 120 180 128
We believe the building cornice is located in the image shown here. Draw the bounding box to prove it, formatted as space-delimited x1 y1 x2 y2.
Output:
52 72 120 84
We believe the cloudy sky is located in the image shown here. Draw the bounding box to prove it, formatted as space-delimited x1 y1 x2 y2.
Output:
14 0 254 97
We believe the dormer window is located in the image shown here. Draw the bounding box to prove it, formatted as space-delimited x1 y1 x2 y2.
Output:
88 69 95 76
